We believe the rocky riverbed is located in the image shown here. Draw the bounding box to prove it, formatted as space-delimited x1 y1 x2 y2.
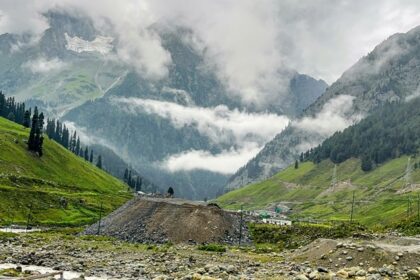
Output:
0 231 420 279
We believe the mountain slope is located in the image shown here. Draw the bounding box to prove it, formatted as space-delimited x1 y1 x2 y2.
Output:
226 25 420 191
0 11 327 199
62 26 327 199
217 98 420 226
217 156 419 226
0 117 132 226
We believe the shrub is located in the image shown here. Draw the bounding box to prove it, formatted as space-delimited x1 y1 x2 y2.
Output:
197 243 226 253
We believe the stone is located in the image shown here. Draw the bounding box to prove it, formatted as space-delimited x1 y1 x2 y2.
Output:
226 265 237 274
356 269 366 276
308 271 319 279
317 267 329 273
407 269 420 279
294 275 309 280
336 270 348 278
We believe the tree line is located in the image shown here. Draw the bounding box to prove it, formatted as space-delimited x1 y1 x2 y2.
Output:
0 92 44 156
45 118 103 168
301 98 420 171
0 92 28 126
123 168 142 192
0 91 104 168
1 92 160 193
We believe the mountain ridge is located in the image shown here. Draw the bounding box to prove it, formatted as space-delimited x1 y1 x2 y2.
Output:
225 24 420 192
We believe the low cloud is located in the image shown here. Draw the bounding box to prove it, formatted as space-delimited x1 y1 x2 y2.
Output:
162 144 261 174
22 57 66 73
112 97 290 174
405 85 420 102
112 97 290 146
293 95 357 136
3 1 420 104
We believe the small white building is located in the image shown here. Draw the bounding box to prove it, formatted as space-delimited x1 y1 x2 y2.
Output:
262 218 292 226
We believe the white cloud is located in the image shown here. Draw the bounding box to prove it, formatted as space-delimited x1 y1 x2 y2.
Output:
293 95 358 136
162 144 261 174
112 97 290 146
405 85 420 102
22 57 66 74
3 1 420 103
63 121 122 156
112 97 290 174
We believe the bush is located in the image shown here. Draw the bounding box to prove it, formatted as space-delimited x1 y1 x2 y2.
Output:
197 243 226 253
391 218 420 236
249 222 366 249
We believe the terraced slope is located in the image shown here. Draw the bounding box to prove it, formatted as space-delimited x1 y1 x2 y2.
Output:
217 156 420 226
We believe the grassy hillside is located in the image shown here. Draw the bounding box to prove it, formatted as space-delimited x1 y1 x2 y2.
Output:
217 156 420 226
0 117 132 226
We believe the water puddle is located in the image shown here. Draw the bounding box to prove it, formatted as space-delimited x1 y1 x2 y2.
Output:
0 228 42 233
0 263 114 279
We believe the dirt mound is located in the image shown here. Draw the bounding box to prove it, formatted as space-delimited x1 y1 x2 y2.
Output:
84 197 248 244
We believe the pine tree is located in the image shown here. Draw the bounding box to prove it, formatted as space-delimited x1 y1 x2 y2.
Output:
84 147 89 161
23 110 31 128
27 107 38 151
70 131 77 152
75 137 81 156
96 155 102 169
128 170 132 187
7 112 15 122
135 177 142 192
294 160 299 169
38 135 44 157
361 156 372 172
89 150 93 163
167 187 174 197
124 168 129 183
27 107 44 156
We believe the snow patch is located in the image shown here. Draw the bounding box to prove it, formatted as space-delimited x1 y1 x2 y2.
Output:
65 33 113 55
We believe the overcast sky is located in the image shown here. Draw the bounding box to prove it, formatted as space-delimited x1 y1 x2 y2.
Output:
1 0 420 86
1 0 420 173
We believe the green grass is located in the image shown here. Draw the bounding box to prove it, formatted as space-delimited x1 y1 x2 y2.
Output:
0 117 132 226
217 156 420 227
197 243 227 253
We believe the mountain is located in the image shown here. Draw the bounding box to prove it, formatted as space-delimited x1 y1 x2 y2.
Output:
0 12 126 117
0 11 329 200
0 11 327 199
225 25 420 191
217 97 420 226
0 116 132 226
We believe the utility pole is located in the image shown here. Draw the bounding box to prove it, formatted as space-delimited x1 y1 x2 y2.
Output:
239 205 243 246
97 201 103 235
407 197 411 218
26 204 33 231
350 191 355 223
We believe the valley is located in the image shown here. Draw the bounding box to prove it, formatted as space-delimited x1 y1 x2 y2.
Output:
1 2 420 280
